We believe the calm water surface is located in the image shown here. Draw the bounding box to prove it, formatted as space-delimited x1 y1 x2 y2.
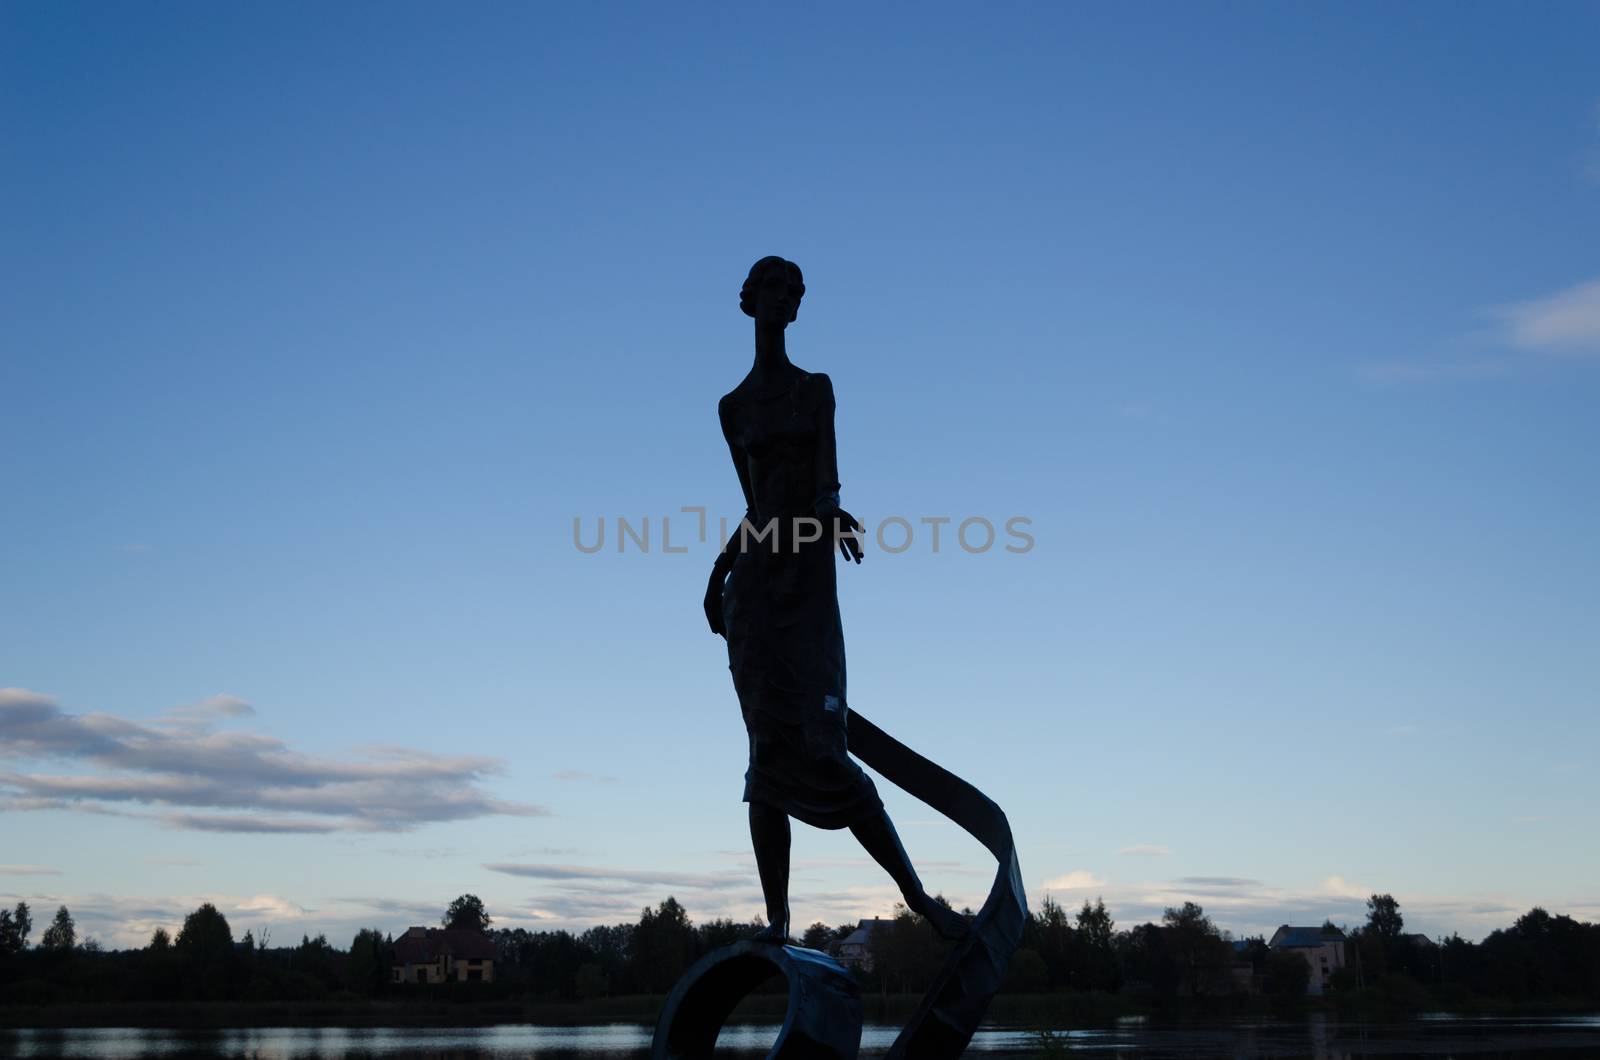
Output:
4 1015 1600 1058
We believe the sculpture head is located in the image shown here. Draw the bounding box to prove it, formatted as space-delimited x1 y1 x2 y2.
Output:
740 256 805 328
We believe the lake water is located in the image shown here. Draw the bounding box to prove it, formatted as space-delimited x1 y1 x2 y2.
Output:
4 1014 1600 1058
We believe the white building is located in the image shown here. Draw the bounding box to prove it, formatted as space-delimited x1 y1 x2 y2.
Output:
1268 924 1349 996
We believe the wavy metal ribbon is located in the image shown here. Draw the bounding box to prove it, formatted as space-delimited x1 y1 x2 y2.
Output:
846 709 1028 1059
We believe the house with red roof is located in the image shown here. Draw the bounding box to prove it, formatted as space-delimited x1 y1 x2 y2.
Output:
391 926 497 984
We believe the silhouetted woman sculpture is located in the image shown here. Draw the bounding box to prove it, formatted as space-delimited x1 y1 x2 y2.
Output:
704 256 967 944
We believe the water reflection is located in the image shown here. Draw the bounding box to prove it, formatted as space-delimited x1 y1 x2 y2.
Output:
3 1015 1600 1058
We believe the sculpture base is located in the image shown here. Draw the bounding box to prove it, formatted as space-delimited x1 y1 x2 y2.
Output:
650 940 862 1060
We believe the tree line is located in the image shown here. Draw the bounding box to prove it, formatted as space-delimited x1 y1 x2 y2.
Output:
3 892 1598 1007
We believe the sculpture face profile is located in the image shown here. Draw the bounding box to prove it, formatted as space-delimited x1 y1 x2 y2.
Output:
660 258 1026 1060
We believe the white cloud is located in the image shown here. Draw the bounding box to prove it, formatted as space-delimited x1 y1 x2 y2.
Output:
1496 277 1600 356
0 865 60 876
233 894 307 919
1042 870 1104 891
1317 875 1371 899
0 688 548 833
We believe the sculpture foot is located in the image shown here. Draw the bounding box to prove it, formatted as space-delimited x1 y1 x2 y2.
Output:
751 922 790 945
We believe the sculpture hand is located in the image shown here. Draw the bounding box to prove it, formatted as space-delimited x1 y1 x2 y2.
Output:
704 570 727 636
823 507 864 564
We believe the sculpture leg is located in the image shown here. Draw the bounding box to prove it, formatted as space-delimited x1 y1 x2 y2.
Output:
850 807 969 940
749 801 791 942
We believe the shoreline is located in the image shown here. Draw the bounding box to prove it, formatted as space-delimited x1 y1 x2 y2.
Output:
4 994 1597 1031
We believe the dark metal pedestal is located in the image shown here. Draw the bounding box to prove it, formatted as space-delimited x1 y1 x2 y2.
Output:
651 940 862 1060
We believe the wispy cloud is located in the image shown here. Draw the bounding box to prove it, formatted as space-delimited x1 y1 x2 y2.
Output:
1117 844 1172 857
1178 876 1263 888
153 695 255 729
0 865 61 876
1363 274 1600 383
377 846 464 861
1495 277 1600 356
0 688 548 834
485 862 753 891
551 770 619 784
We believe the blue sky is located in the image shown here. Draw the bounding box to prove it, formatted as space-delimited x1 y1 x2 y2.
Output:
3 2 1598 950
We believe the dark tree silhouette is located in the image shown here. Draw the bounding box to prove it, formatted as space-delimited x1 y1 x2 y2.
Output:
1160 902 1233 996
443 894 492 932
6 902 31 953
1263 946 1312 997
176 903 233 959
0 894 1597 1009
0 902 33 954
867 903 949 995
346 927 392 995
800 921 834 951
39 905 75 951
1075 897 1120 991
632 897 695 993
1003 947 1049 992
290 933 339 994
1027 895 1074 989
176 902 234 999
1367 894 1404 938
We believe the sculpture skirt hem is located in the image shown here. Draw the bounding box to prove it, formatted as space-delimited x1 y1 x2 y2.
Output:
741 702 883 831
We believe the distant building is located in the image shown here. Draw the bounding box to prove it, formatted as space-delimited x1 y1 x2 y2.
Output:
1268 924 1349 996
391 926 496 984
829 918 896 972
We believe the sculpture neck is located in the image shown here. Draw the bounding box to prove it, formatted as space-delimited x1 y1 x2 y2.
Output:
752 324 791 378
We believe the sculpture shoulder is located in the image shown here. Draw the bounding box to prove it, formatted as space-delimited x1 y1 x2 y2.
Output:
804 370 835 408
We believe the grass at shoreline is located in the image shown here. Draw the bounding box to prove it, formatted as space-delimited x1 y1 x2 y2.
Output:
0 996 675 1030
3 991 1595 1030
0 993 1124 1031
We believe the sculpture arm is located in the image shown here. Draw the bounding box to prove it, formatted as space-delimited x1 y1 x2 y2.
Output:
810 373 862 562
810 373 842 517
714 396 754 578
